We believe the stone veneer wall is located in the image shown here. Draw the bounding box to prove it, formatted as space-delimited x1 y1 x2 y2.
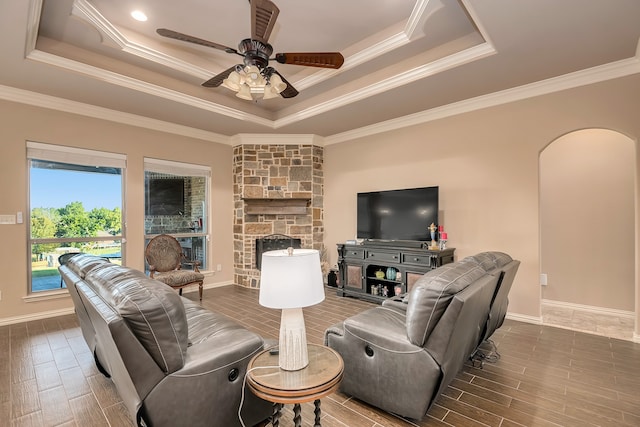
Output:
233 144 323 288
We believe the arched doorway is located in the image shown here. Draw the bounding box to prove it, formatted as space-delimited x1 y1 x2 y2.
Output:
540 128 636 340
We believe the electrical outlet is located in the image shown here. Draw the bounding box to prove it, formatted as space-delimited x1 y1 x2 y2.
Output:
0 215 16 224
0 290 3 300
216 264 222 271
540 273 548 286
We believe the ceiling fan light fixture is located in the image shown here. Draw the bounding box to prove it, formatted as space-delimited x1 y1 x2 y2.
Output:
156 0 344 101
269 73 286 93
236 84 253 100
262 85 280 99
244 66 264 87
221 71 242 91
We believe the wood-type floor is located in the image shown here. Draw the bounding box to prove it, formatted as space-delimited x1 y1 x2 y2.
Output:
2 285 639 426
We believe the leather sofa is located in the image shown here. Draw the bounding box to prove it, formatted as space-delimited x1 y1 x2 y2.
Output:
324 252 519 420
60 254 272 427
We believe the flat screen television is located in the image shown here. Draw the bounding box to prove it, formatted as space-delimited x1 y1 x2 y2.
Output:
146 178 184 216
357 186 439 241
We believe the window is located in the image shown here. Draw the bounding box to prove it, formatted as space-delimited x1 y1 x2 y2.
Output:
27 142 125 293
144 158 210 270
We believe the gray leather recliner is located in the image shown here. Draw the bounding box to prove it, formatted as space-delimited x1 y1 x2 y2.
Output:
325 253 517 420
383 252 520 348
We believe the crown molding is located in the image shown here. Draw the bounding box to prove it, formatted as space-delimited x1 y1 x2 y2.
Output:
324 55 640 145
27 49 274 127
230 134 325 146
0 84 231 144
71 0 215 80
296 0 444 90
72 0 127 48
25 0 42 53
275 42 496 128
24 36 494 132
405 0 434 39
5 31 639 148
30 0 464 122
3 54 638 147
24 0 490 132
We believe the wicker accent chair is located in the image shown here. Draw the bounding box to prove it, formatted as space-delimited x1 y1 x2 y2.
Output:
145 234 205 301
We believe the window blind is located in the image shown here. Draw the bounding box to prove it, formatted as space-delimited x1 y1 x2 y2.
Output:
144 157 211 177
26 141 126 169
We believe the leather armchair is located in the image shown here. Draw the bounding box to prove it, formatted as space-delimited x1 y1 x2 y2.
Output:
325 257 505 420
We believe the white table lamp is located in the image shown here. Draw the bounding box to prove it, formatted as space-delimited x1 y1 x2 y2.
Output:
259 248 325 370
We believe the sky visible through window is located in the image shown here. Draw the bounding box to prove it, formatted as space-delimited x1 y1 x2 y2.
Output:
30 167 122 210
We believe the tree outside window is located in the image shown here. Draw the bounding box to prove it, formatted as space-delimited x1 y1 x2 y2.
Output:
27 143 124 293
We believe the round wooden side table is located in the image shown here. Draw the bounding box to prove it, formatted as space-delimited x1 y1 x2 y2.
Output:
246 343 344 427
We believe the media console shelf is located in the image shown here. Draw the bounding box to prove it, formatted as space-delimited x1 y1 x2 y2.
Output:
336 241 455 303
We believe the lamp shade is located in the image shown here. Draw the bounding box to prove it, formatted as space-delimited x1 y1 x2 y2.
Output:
259 248 325 309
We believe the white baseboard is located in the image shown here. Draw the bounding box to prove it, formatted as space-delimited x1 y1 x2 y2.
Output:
181 280 235 294
505 312 543 324
542 299 639 342
0 307 75 327
541 299 636 319
204 280 235 289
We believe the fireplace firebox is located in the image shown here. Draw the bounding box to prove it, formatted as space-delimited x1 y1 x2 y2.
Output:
255 234 301 270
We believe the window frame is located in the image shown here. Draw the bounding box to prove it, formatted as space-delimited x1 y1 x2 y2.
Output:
26 141 126 294
143 157 211 271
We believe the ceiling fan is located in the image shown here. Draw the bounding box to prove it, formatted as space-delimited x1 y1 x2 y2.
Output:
156 0 344 99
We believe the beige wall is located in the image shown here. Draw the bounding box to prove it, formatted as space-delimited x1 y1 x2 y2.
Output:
324 74 640 324
0 100 234 321
540 129 635 310
1 73 639 333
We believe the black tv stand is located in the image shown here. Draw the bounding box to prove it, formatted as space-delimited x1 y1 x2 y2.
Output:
336 241 455 303
364 239 428 248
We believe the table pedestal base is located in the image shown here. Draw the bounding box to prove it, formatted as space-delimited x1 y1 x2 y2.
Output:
271 400 323 427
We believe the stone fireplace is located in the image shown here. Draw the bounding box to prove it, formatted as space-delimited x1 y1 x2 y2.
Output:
233 144 324 288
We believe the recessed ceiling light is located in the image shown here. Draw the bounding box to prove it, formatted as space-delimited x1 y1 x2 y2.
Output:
131 10 148 22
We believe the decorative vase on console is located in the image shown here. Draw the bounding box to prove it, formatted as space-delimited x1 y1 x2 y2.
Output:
428 223 438 249
439 232 448 250
386 267 397 280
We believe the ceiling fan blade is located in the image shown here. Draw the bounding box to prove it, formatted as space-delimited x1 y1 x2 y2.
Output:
274 52 344 69
272 70 299 98
156 28 237 54
251 0 279 43
202 66 237 88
